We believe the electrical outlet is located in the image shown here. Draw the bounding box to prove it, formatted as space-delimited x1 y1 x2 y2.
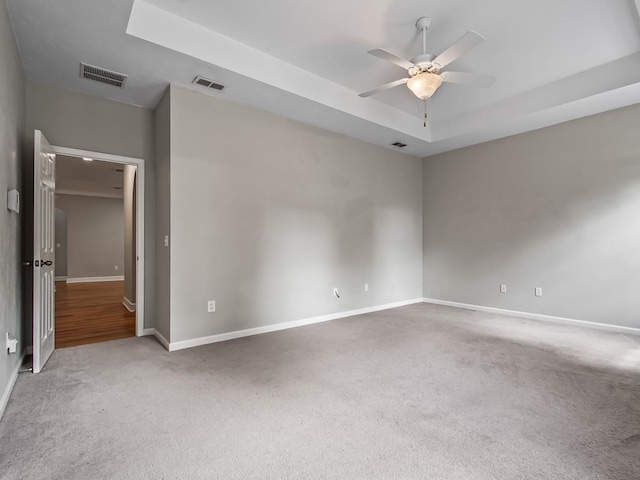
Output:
207 300 216 313
535 287 542 297
364 283 369 292
500 284 507 293
114 265 119 271
164 235 169 247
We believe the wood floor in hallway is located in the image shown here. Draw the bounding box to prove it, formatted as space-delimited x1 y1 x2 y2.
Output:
55 281 135 348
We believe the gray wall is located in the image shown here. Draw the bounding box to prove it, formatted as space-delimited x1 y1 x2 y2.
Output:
168 85 423 343
25 81 155 330
154 88 171 341
423 103 640 329
54 208 67 277
55 194 124 279
0 0 25 412
123 165 136 303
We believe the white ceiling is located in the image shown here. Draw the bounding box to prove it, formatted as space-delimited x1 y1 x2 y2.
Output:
7 0 640 157
56 155 125 198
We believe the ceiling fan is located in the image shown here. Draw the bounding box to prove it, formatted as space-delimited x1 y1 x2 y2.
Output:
359 17 496 121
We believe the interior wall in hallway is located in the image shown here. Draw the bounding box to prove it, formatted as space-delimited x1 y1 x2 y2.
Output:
123 165 137 304
55 194 125 280
54 208 68 278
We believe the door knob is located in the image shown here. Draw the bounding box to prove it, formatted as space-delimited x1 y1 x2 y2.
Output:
42 260 53 266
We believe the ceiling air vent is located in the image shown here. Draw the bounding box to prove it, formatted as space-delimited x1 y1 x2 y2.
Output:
193 76 225 91
391 142 407 148
80 63 127 88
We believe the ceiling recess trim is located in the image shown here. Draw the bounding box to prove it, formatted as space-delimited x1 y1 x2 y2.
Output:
126 0 432 142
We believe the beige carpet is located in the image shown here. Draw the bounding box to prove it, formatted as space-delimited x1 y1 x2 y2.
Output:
1 304 640 479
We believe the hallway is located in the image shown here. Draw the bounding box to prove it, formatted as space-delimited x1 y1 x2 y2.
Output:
55 281 135 348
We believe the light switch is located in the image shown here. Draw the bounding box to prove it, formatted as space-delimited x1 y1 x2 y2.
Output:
164 235 169 247
7 189 19 213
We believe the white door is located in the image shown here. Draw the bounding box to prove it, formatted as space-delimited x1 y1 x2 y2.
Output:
33 130 56 373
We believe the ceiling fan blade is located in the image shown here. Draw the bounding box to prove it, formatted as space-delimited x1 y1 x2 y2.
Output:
441 71 496 87
368 49 415 70
433 31 485 68
358 78 409 98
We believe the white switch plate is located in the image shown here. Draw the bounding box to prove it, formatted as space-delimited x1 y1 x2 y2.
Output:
7 189 19 213
6 333 17 354
364 283 369 292
207 300 216 313
535 287 542 297
164 235 169 247
500 284 507 293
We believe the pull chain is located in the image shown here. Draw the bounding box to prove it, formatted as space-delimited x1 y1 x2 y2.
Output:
423 100 427 127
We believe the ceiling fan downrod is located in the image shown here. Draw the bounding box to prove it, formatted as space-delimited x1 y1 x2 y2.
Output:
417 17 430 55
416 18 432 128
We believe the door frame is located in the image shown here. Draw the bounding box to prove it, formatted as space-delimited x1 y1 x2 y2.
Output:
51 145 146 337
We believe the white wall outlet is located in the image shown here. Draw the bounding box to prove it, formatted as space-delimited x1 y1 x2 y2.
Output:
207 300 216 313
535 287 542 297
114 265 119 271
333 287 340 298
364 283 369 292
500 284 507 293
164 235 169 247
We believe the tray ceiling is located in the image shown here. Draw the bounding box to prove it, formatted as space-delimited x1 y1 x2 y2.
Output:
7 0 640 157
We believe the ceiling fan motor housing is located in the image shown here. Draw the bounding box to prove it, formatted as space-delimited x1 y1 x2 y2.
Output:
409 53 436 75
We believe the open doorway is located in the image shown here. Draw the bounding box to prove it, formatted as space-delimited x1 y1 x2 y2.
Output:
53 155 135 347
50 146 145 349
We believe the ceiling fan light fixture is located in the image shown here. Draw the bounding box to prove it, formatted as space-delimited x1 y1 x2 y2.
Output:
407 73 443 100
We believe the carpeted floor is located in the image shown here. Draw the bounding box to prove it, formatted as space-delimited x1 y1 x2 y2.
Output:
1 304 640 479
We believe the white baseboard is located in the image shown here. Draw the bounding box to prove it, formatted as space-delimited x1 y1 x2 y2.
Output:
154 329 170 350
422 298 640 336
122 297 136 312
0 352 26 422
66 276 125 284
169 298 424 352
141 328 170 350
55 276 67 282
